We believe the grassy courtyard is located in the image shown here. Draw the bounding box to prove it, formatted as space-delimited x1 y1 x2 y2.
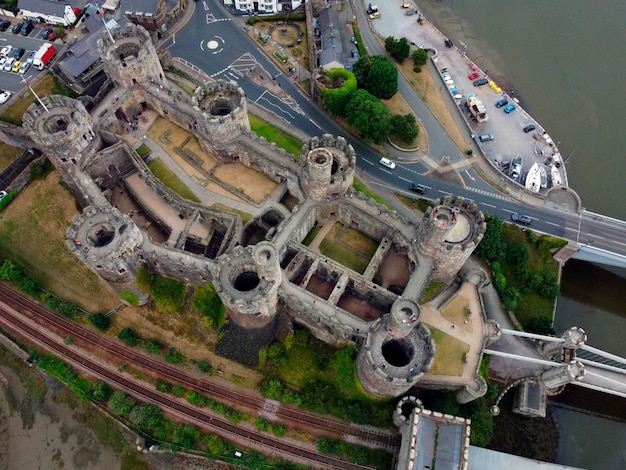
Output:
426 327 469 376
318 223 379 274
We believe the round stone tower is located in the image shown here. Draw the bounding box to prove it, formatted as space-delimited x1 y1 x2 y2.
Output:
301 134 356 201
417 196 486 282
455 376 488 404
98 23 166 88
541 326 587 358
22 95 100 200
67 206 146 304
192 81 250 148
540 361 585 391
213 243 282 329
356 300 435 398
392 396 423 428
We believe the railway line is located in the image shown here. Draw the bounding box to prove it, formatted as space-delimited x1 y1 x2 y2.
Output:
0 284 398 465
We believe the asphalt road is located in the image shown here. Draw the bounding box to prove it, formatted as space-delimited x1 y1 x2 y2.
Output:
161 0 626 259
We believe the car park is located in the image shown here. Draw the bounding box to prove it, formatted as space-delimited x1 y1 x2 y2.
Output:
379 157 396 169
409 183 426 194
0 46 12 57
468 72 481 80
511 212 532 225
0 20 11 32
12 23 23 34
495 98 509 108
11 60 22 73
0 58 6 68
18 62 30 74
473 78 489 86
25 51 36 64
479 134 494 142
0 90 11 104
504 104 517 113
523 124 536 133
12 48 25 60
3 58 15 71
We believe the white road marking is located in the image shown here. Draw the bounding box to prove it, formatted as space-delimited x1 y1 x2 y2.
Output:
502 208 515 213
362 159 374 165
398 176 411 183
465 170 475 182
308 118 321 129
438 190 452 195
546 221 559 226
482 203 496 208
379 168 393 175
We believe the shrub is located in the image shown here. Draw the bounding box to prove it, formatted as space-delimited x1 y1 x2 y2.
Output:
120 290 140 306
88 313 110 331
118 327 139 347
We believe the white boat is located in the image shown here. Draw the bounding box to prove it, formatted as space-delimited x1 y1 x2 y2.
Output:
551 165 563 187
525 162 542 193
539 165 548 189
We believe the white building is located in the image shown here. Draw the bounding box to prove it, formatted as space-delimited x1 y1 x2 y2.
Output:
18 0 79 27
222 0 302 15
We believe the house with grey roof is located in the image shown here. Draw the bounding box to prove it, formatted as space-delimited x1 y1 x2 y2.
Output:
18 0 79 26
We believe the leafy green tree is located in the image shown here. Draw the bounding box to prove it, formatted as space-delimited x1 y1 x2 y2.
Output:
107 391 136 417
205 434 226 455
526 316 556 336
494 273 507 292
0 259 22 282
352 55 398 99
346 89 392 144
475 217 506 261
322 68 358 116
171 424 201 450
88 313 110 331
412 48 428 67
118 327 139 347
92 381 112 402
390 113 419 144
384 36 411 63
506 243 530 265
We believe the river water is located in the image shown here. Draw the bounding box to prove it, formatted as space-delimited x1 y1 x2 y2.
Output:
415 1 626 468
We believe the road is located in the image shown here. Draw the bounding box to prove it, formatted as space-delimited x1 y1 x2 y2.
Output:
158 0 626 259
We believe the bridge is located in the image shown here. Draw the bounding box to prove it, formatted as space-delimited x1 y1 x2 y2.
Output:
485 327 626 417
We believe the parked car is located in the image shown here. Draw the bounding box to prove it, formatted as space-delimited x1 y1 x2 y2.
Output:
501 159 510 169
0 20 11 32
369 11 381 19
0 57 6 68
479 134 495 142
20 21 34 36
25 51 36 64
11 60 21 73
366 3 378 14
12 48 25 60
495 98 509 108
0 90 11 104
473 78 489 86
41 28 54 40
511 212 532 225
11 23 23 34
468 72 481 80
3 58 15 72
523 124 536 133
504 104 517 113
379 157 396 169
18 62 30 75
0 46 12 57
409 183 426 194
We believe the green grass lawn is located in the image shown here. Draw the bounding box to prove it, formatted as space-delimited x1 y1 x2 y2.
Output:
353 178 394 209
427 327 469 376
248 114 303 157
147 159 200 203
302 225 321 246
338 227 379 258
211 203 252 225
421 281 445 303
395 193 431 213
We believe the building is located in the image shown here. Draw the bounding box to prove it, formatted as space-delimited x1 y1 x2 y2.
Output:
18 0 79 26
123 0 167 32
8 22 497 402
222 0 302 15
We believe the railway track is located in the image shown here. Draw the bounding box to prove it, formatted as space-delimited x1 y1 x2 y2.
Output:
0 285 398 463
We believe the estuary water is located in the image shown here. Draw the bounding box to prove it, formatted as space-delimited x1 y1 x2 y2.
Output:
415 1 626 468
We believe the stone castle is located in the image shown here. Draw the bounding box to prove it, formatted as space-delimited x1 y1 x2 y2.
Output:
9 23 499 400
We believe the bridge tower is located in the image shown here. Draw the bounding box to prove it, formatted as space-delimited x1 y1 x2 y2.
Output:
541 326 587 359
301 134 356 201
98 23 166 89
213 242 282 329
356 299 435 398
540 361 586 391
416 196 486 282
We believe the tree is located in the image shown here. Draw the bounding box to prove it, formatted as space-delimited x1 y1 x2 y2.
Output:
346 89 392 144
88 313 110 331
385 36 410 63
193 283 227 328
526 316 556 336
352 55 398 99
107 391 136 417
475 217 506 261
0 259 22 282
118 327 139 347
390 113 419 144
412 48 428 67
322 68 357 116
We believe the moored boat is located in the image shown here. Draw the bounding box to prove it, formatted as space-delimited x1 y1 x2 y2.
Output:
539 165 548 189
551 164 562 187
525 162 541 193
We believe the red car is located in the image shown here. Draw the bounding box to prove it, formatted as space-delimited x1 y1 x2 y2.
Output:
468 72 481 80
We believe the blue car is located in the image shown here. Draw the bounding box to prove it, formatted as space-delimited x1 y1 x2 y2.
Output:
504 104 517 113
495 98 509 108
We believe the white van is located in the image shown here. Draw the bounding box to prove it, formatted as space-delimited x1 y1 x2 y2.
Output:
379 157 396 169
